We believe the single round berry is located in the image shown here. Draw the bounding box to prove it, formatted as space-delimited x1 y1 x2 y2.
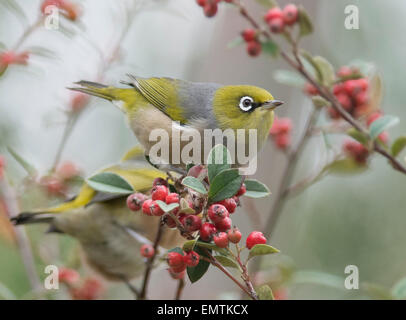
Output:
343 79 362 96
153 177 168 187
246 41 262 57
168 268 186 279
142 199 153 216
183 251 200 267
216 198 237 214
235 183 246 197
269 17 285 33
196 0 206 7
208 204 229 223
167 252 185 267
304 82 319 96
275 133 291 149
199 222 217 241
126 193 146 211
355 91 368 106
241 29 256 42
166 193 180 204
246 231 267 249
140 244 155 258
213 232 229 248
58 267 80 285
227 227 242 244
215 217 232 232
264 7 283 23
204 2 218 17
181 214 202 232
282 4 298 25
151 185 169 201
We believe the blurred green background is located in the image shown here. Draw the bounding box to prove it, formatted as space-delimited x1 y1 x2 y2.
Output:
0 0 405 299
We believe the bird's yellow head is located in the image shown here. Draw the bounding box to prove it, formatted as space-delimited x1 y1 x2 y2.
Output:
212 85 283 134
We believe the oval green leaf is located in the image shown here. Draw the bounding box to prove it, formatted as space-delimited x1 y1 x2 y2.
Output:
181 176 207 195
369 115 399 140
257 284 274 300
214 255 239 269
244 179 271 198
391 136 406 157
208 169 243 203
248 244 280 260
87 172 134 194
155 200 179 213
298 6 313 37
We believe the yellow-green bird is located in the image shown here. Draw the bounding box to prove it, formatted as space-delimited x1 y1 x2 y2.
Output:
11 148 183 293
70 76 283 170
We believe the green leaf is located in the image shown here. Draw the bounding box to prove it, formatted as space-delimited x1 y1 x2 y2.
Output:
181 176 207 195
168 247 184 255
183 240 229 255
207 144 231 182
298 6 313 37
155 200 179 213
257 285 274 300
300 50 322 83
7 147 36 176
187 246 210 283
214 255 239 269
227 36 244 49
86 172 134 194
347 128 369 146
311 96 330 108
244 179 271 198
262 40 279 58
369 115 399 140
248 244 279 260
255 0 277 8
391 277 406 299
313 56 335 86
391 136 406 157
273 70 306 88
326 159 368 175
208 169 243 203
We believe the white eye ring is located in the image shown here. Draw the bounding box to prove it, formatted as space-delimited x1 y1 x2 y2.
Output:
239 96 254 112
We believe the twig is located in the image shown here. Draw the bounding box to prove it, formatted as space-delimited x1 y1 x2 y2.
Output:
12 16 44 51
0 178 42 294
139 219 165 300
174 278 185 300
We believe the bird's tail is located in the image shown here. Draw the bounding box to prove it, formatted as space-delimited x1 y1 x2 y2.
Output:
68 80 118 101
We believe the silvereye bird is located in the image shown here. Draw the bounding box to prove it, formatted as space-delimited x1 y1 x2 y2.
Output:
11 148 184 294
70 76 283 170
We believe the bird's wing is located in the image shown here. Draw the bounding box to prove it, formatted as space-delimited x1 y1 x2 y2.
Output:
125 75 188 124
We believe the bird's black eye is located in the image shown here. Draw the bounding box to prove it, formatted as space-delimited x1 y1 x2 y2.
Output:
239 96 254 112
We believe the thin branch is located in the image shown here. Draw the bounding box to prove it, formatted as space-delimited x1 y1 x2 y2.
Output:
139 219 165 300
174 278 185 300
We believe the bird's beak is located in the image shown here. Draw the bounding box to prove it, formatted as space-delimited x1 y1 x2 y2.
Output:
261 99 284 110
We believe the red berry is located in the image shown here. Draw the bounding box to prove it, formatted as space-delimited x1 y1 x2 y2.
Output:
70 92 89 112
378 131 389 144
208 204 229 223
196 0 206 7
344 79 363 96
183 251 200 267
333 83 345 95
126 193 146 211
241 29 256 42
199 222 217 241
142 199 164 216
58 267 80 285
282 4 298 25
275 133 291 149
151 185 169 201
213 232 229 248
357 78 369 91
216 198 237 214
168 268 186 279
304 82 319 96
165 193 179 204
164 215 177 228
269 17 285 33
264 7 283 23
246 231 267 249
235 183 246 197
336 93 352 111
270 117 292 135
167 252 184 267
153 177 168 187
142 199 153 216
181 214 202 232
342 139 369 164
187 164 206 178
215 217 232 232
204 2 217 17
246 41 262 57
227 227 242 244
337 66 353 78
70 277 103 300
140 244 155 258
354 91 368 106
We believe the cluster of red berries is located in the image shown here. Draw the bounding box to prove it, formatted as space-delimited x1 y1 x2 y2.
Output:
305 67 370 120
166 250 200 279
269 117 292 150
264 4 299 34
195 0 233 18
342 139 369 165
241 29 261 57
39 161 81 196
41 0 81 21
0 156 5 180
58 267 104 300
